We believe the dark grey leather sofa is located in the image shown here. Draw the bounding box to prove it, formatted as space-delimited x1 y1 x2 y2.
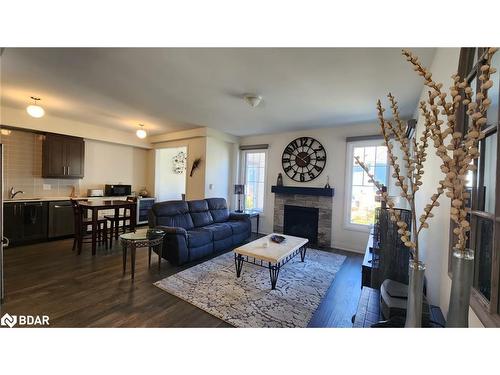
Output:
148 197 251 265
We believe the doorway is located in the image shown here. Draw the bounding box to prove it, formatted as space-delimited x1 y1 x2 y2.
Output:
154 146 187 202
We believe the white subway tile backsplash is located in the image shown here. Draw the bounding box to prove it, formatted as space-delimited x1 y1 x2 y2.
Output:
2 129 82 199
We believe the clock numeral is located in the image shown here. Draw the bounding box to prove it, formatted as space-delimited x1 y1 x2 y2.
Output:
316 156 326 162
314 165 322 172
300 137 310 147
309 171 316 179
284 166 292 173
300 173 305 182
313 146 324 152
282 157 290 163
292 171 297 180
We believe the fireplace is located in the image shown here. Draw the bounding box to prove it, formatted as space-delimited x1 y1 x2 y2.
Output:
283 205 319 245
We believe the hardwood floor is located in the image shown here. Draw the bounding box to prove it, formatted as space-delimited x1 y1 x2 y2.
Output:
1 234 363 327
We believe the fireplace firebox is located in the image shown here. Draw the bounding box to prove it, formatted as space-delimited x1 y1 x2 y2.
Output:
283 205 319 245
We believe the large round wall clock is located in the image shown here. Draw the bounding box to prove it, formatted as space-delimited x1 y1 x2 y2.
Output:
281 137 327 182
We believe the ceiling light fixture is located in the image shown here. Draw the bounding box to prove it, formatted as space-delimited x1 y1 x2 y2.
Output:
244 94 263 108
136 124 147 139
26 96 45 118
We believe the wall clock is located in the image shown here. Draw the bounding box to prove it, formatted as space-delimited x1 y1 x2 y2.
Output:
281 137 327 182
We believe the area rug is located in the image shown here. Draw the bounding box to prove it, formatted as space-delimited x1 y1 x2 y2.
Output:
154 249 346 327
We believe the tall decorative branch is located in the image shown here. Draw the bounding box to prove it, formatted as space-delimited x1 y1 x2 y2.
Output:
355 93 439 263
402 47 498 253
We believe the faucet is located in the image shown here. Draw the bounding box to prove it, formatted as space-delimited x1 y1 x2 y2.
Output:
9 187 24 199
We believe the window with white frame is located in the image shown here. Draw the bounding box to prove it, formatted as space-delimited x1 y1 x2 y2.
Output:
345 139 388 230
241 150 267 212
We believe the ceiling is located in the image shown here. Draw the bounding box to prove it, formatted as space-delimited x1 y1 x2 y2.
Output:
0 48 436 137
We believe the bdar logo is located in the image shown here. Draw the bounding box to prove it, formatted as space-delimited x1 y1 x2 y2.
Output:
1 313 18 328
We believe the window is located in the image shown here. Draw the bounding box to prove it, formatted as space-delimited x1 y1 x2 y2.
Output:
345 139 388 231
241 150 267 212
454 48 500 326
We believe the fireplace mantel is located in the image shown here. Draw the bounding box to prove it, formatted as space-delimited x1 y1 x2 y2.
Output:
271 185 334 197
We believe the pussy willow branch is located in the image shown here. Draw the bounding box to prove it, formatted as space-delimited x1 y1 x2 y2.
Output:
376 100 411 204
354 156 415 260
403 47 498 252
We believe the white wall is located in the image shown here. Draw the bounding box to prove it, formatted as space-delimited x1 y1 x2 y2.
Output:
412 48 484 327
154 146 187 201
150 128 238 205
240 123 380 253
152 137 207 200
204 136 232 202
81 139 150 195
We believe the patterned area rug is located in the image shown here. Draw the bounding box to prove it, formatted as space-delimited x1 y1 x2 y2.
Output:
154 249 346 327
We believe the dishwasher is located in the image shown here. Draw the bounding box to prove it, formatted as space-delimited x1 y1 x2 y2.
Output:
48 201 75 238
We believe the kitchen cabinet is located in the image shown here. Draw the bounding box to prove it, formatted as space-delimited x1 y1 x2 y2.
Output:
3 202 48 245
42 134 85 178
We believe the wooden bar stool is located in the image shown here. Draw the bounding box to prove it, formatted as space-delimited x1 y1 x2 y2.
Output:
71 199 109 253
106 196 137 248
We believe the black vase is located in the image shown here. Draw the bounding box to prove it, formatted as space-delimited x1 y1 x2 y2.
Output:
277 173 283 186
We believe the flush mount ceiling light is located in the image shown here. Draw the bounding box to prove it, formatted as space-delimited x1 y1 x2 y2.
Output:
244 94 263 108
26 96 45 118
136 123 147 139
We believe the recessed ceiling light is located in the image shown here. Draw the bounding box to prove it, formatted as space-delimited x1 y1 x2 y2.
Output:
244 94 263 108
26 96 45 118
136 124 147 139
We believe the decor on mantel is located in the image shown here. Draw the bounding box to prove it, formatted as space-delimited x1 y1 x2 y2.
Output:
355 47 498 327
276 172 283 186
234 184 245 212
189 157 202 177
324 175 331 189
172 151 187 174
403 48 498 327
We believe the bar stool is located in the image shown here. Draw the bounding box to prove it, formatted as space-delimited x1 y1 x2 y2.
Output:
71 199 109 254
105 196 137 247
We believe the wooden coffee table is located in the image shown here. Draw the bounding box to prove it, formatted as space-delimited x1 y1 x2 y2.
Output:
233 233 308 289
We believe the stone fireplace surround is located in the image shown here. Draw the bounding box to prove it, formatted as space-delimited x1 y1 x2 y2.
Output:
272 187 333 248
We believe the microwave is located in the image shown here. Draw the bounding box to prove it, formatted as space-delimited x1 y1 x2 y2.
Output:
104 184 131 197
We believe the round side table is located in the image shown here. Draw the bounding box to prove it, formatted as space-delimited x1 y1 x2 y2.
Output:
120 229 165 280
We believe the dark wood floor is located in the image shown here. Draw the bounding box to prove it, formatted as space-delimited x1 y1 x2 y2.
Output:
1 233 363 327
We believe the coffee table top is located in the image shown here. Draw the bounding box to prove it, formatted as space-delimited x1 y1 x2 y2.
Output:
120 228 164 242
233 233 308 263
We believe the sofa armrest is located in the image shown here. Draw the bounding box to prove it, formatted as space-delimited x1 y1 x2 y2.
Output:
156 225 188 237
229 212 250 221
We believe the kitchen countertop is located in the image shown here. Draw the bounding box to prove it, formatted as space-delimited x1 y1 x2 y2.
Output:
3 196 138 203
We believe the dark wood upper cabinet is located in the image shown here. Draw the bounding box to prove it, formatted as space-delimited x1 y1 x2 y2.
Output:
42 134 85 178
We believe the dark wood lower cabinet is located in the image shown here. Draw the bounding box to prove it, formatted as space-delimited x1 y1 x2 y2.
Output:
4 202 48 246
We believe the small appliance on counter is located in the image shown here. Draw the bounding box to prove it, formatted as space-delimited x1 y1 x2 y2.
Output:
87 189 104 197
105 184 131 197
